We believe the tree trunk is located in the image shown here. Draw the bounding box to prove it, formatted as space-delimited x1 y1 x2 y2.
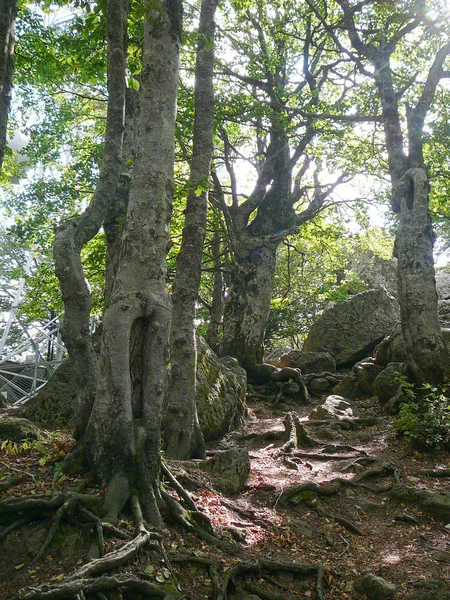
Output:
164 0 218 460
0 0 17 171
221 239 278 375
84 0 182 525
204 228 223 354
395 168 449 384
53 0 127 439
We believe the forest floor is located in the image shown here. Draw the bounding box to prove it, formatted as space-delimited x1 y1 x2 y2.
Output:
1 387 450 599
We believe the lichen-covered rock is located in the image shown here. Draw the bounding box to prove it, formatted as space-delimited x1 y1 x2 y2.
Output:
24 361 79 430
332 372 360 400
406 579 450 600
353 358 385 395
373 362 404 404
207 447 250 495
309 395 353 420
196 336 247 440
303 289 400 367
353 573 396 599
24 335 247 441
308 377 332 395
284 350 336 374
0 417 41 442
375 323 407 366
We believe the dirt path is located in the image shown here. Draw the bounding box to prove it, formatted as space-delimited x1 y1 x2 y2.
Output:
1 391 450 599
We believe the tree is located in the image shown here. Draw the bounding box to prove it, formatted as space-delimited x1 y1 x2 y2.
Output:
334 0 450 384
213 0 354 376
164 0 219 461
82 0 183 525
0 0 17 171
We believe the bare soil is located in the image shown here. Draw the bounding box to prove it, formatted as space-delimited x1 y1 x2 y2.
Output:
1 389 450 599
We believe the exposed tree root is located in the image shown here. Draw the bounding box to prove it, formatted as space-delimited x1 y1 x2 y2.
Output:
291 451 368 461
0 475 21 492
0 492 102 517
279 411 318 454
67 530 161 580
391 482 450 523
13 574 167 600
34 495 79 562
217 558 323 600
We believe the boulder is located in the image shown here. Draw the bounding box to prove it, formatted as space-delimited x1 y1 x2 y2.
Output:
25 361 79 430
196 336 247 440
406 579 450 600
332 372 361 400
283 350 336 374
373 362 404 404
25 335 247 442
375 323 407 366
303 289 400 367
352 358 385 395
353 573 396 599
309 395 353 420
207 447 250 495
0 416 41 442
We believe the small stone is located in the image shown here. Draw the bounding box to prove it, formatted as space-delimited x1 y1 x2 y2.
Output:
353 573 396 599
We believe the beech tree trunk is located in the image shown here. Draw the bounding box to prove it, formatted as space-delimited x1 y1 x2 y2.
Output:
53 0 127 439
84 0 182 525
396 168 449 384
221 240 278 373
164 0 218 460
0 0 16 171
337 0 450 385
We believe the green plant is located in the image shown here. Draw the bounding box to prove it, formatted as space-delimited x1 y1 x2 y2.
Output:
394 379 450 450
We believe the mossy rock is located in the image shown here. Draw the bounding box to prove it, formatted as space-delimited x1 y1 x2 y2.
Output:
0 417 42 442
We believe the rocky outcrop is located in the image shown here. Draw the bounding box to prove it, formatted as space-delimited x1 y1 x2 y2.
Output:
353 573 396 599
25 361 79 430
284 350 336 374
303 289 400 367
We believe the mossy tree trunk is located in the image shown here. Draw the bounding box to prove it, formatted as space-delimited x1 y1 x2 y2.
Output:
84 0 182 525
164 0 219 460
338 0 450 384
0 0 17 171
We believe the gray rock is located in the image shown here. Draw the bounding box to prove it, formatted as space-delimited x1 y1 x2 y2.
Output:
196 336 247 440
353 358 384 395
333 372 361 400
375 323 407 366
303 288 400 367
25 360 79 430
353 573 397 599
0 417 41 442
315 426 337 440
285 350 336 374
373 362 404 404
406 579 450 600
208 447 250 495
309 395 353 420
308 377 332 394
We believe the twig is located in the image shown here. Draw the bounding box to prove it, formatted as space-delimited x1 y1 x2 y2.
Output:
0 459 36 479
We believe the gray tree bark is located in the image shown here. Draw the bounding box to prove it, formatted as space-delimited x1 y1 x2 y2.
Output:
164 0 218 460
84 0 182 525
53 0 127 439
337 0 450 384
0 0 16 171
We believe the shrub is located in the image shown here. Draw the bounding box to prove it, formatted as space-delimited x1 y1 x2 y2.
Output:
394 379 450 450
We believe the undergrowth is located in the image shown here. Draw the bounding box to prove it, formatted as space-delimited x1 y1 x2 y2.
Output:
394 377 450 450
